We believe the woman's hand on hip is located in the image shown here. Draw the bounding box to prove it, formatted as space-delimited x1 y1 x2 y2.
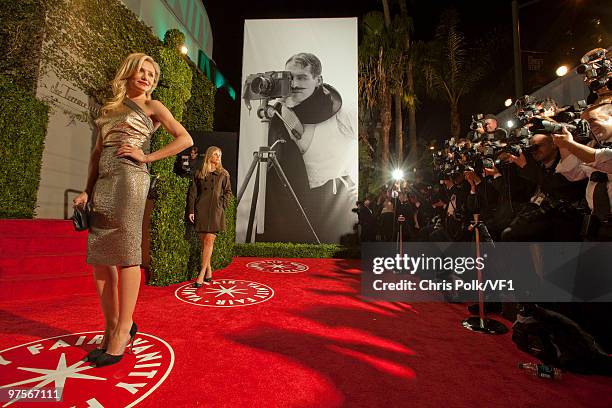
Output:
73 192 88 207
189 213 195 223
116 144 149 163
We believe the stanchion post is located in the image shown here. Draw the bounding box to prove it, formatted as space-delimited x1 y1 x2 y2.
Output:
461 213 508 335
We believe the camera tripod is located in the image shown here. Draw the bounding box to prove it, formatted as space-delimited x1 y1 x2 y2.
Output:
236 100 320 243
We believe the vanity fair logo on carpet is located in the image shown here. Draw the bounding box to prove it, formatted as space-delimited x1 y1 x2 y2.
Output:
246 260 309 273
175 279 275 307
0 331 174 407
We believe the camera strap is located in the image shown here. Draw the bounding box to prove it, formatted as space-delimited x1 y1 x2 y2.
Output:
278 105 304 140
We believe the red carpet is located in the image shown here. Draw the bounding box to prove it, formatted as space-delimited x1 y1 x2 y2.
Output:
1 221 611 407
1 255 612 407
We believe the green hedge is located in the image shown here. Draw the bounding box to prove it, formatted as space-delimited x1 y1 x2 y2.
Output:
148 30 193 286
184 60 216 133
234 242 359 259
0 76 49 218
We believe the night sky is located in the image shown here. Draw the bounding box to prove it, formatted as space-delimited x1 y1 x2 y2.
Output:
202 0 609 144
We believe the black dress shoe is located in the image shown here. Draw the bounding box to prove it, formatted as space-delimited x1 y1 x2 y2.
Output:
86 323 137 362
94 323 138 368
86 348 106 362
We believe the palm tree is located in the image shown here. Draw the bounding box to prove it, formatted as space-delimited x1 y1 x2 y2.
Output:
359 10 393 174
397 0 418 164
422 9 486 138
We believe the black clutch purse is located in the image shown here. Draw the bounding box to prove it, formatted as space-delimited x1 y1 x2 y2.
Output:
72 204 91 232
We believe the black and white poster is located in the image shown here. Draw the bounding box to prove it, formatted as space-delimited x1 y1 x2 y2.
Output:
237 18 358 244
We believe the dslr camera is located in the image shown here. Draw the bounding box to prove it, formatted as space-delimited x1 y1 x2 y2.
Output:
243 71 292 101
577 48 612 103
470 113 485 131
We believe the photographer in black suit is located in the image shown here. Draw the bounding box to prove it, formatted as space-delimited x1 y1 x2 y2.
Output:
501 134 586 242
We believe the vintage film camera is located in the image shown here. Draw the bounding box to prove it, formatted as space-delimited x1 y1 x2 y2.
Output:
243 71 292 101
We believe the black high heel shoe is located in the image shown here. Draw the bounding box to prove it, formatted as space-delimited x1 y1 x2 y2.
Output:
192 281 204 288
94 323 138 368
86 323 137 362
204 271 213 282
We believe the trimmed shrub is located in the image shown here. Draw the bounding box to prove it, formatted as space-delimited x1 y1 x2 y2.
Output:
234 242 359 259
148 30 193 286
0 76 49 218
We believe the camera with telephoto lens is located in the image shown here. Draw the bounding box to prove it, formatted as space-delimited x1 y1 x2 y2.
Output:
469 113 485 130
514 95 545 127
528 117 591 144
576 48 612 103
243 71 292 100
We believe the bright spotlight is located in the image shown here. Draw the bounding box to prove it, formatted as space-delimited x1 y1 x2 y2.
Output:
504 98 513 107
180 45 188 55
556 65 568 77
506 120 515 128
392 169 404 181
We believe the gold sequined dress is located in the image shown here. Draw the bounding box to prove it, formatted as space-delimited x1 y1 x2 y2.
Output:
87 99 153 266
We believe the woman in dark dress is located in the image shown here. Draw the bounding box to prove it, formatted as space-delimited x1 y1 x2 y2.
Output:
188 146 233 287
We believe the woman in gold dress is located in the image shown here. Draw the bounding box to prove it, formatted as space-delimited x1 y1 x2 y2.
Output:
73 53 193 367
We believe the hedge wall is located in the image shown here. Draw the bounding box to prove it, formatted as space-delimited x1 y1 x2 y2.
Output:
0 76 49 218
147 30 193 286
234 242 359 259
184 60 216 133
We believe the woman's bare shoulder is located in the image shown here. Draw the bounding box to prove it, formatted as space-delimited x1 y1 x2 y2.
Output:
145 99 168 114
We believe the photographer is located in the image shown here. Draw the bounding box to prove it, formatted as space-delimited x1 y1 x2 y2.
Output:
501 134 587 241
434 168 472 241
396 191 416 241
553 103 612 240
357 196 377 242
472 114 508 142
465 168 500 239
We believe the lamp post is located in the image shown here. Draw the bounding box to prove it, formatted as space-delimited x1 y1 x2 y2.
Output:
512 0 545 98
512 0 523 98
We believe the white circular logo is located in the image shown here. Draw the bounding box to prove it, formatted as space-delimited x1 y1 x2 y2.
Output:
175 279 274 307
246 260 309 273
0 331 174 407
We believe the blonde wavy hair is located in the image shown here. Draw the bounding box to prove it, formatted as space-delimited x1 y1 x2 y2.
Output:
196 146 224 179
100 53 160 116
